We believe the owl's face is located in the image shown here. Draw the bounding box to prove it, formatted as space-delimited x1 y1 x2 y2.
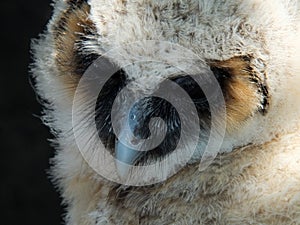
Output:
33 0 300 184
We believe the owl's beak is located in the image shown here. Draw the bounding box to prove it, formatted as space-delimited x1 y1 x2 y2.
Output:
115 135 144 180
114 107 146 180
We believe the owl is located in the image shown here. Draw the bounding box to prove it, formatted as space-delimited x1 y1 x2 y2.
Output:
31 0 300 224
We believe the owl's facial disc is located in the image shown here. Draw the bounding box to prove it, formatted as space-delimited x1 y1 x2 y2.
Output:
51 1 270 178
96 74 204 167
112 73 220 177
94 59 269 179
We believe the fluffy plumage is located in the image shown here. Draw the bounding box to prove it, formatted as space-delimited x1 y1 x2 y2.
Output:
31 0 300 224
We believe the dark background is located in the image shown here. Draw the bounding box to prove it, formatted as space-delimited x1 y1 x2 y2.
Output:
1 0 63 224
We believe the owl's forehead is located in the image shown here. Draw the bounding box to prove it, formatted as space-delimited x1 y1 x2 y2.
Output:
88 0 284 63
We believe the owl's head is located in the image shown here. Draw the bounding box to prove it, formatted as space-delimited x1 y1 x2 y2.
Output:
32 0 300 184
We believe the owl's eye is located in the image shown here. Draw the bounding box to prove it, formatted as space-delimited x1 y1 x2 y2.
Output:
171 75 206 102
210 66 231 86
170 66 230 106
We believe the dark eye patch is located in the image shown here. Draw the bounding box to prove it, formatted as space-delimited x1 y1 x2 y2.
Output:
95 69 128 150
170 75 207 103
210 66 231 86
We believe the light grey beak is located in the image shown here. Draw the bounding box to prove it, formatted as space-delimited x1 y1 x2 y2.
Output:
115 135 144 180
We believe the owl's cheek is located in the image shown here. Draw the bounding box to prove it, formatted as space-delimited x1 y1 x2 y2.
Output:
223 76 262 132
